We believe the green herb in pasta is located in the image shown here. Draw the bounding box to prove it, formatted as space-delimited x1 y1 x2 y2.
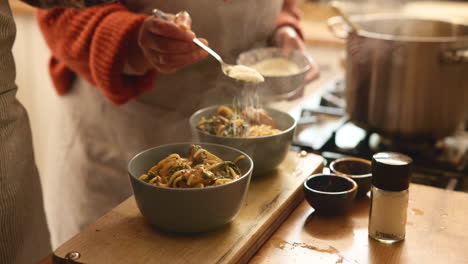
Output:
139 145 244 188
196 105 281 137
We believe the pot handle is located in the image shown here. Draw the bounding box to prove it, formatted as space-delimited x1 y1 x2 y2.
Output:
441 48 468 63
327 16 349 39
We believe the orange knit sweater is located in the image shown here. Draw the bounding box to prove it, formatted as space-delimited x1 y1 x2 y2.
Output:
37 0 303 105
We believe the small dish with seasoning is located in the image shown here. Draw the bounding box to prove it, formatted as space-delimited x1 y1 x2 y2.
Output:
237 47 312 100
303 173 358 215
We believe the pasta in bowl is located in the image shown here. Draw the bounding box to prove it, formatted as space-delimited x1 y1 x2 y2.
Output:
128 143 253 233
196 105 281 138
190 105 296 176
138 144 245 188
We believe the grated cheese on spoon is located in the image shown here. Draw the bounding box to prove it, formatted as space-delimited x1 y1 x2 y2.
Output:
225 65 265 83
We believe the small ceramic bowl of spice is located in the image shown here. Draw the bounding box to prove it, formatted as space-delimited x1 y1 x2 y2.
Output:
237 47 312 100
330 157 372 198
303 173 358 215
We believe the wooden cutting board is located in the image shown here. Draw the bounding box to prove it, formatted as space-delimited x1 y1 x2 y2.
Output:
53 151 323 264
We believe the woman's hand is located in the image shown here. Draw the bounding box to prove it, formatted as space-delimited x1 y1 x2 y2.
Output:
273 26 320 98
126 12 208 74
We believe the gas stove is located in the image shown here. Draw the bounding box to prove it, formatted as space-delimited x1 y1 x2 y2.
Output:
293 79 468 192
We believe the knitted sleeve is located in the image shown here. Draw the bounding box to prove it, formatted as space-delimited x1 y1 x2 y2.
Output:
37 4 158 105
21 0 115 9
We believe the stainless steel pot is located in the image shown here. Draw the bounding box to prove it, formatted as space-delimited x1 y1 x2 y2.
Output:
329 14 468 140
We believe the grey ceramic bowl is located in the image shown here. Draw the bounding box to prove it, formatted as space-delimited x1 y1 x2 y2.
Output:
237 47 312 100
189 105 296 176
128 142 253 233
330 157 372 198
303 173 358 215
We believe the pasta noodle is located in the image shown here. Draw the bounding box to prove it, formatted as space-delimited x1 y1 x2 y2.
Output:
138 145 244 188
245 124 281 137
196 105 281 138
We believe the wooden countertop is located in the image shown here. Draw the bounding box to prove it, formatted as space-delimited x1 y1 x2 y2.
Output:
250 184 468 264
42 183 468 263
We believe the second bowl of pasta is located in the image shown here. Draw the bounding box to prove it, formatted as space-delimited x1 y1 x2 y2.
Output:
128 143 253 233
189 105 296 176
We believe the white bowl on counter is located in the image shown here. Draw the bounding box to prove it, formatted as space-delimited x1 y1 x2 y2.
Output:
237 47 312 100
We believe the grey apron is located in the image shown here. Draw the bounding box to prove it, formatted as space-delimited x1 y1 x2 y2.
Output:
43 0 282 247
0 0 51 262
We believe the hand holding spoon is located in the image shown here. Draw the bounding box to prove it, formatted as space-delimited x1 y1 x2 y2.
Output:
152 9 264 83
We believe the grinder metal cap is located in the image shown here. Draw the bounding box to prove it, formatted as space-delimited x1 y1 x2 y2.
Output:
371 152 413 191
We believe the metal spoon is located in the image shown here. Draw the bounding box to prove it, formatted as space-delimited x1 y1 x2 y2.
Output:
152 9 264 83
193 39 264 83
192 38 232 76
